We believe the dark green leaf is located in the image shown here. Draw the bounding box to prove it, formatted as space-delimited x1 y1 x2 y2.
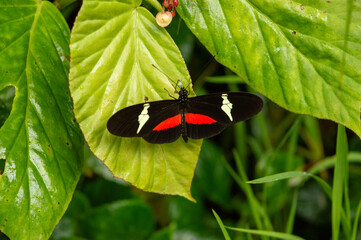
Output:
177 0 361 138
0 1 83 239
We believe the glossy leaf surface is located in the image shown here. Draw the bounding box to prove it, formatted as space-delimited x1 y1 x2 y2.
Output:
69 0 202 200
0 1 83 239
177 0 361 138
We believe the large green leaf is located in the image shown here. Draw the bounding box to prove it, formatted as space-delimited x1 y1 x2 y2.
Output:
177 0 361 138
69 0 202 200
0 1 83 239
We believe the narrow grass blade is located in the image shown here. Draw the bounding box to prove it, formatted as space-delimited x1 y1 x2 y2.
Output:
222 151 265 231
286 118 300 170
212 209 231 240
226 226 306 240
351 199 361 240
232 150 273 232
286 191 298 234
247 172 308 184
332 125 349 240
302 116 324 161
308 152 361 175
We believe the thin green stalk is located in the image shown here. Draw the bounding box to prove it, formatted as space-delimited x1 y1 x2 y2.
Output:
228 83 247 164
301 116 324 161
286 191 298 234
235 122 247 164
232 150 273 231
351 199 361 240
245 86 271 152
286 118 300 171
248 136 264 160
256 110 272 151
234 149 273 231
222 153 266 232
308 152 361 175
274 118 301 153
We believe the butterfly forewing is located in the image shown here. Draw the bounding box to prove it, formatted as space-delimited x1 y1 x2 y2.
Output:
184 92 263 140
107 100 179 138
187 92 263 124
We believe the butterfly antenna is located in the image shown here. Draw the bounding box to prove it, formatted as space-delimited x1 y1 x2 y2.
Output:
185 78 192 93
164 88 176 99
152 64 178 90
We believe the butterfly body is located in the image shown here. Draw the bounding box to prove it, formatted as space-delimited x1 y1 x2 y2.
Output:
107 86 263 144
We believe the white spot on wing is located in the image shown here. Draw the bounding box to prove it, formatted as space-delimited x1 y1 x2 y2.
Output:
137 103 150 134
221 94 233 121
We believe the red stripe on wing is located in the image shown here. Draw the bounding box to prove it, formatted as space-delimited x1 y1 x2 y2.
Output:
186 113 216 125
153 114 181 131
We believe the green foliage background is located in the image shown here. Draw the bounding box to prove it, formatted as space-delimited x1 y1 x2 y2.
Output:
0 0 360 239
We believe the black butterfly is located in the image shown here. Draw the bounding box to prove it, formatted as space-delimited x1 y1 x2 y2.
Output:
107 80 263 144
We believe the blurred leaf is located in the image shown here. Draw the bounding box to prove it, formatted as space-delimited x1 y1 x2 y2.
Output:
69 0 202 201
51 192 91 240
149 223 176 240
212 210 231 240
177 0 361 138
82 178 135 207
196 140 232 206
297 181 331 226
78 200 155 240
0 1 83 239
168 197 203 230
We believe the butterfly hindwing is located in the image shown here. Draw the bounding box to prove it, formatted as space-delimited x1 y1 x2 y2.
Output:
185 118 227 140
